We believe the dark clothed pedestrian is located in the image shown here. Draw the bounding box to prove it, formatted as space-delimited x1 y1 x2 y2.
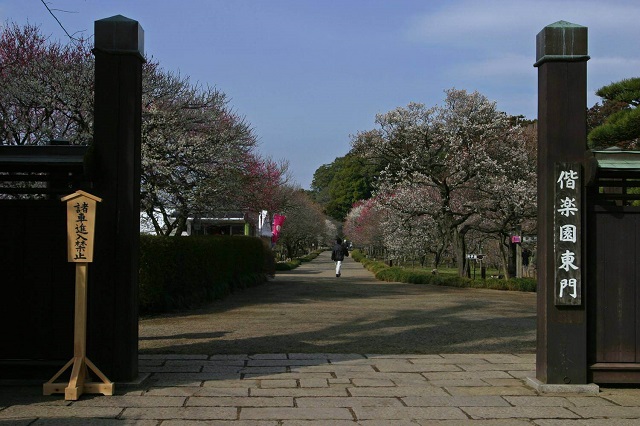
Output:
331 238 349 277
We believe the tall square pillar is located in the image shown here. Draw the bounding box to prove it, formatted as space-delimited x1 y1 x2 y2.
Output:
90 15 144 382
534 21 590 384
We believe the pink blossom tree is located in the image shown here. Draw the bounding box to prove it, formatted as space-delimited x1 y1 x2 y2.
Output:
0 22 93 146
0 23 285 233
343 197 385 257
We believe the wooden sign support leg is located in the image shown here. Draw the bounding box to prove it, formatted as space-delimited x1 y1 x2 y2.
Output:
43 263 114 400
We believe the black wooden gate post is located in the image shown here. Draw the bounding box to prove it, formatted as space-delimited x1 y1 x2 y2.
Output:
534 21 590 384
90 15 144 382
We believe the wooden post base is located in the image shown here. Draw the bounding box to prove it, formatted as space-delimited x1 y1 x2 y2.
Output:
43 356 114 400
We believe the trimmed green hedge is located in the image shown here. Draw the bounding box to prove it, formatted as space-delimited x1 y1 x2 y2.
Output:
139 235 274 314
275 259 301 271
274 250 322 271
351 250 536 292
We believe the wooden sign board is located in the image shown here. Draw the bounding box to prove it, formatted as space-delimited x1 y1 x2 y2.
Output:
61 190 102 263
44 190 112 400
554 163 582 306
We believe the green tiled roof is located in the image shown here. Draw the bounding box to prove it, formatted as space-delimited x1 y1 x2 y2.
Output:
593 150 640 170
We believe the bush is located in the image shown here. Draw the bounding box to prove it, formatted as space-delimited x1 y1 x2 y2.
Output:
351 250 366 262
299 251 321 262
274 250 323 270
275 259 302 270
351 250 536 292
139 235 274 314
351 250 389 274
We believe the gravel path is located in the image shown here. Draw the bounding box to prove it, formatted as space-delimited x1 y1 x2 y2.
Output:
139 251 536 355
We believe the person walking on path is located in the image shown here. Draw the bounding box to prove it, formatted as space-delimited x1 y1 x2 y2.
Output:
331 237 349 277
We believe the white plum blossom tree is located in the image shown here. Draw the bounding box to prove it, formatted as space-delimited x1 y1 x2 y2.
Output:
351 89 536 276
276 187 328 259
467 122 537 276
140 62 262 235
375 183 450 268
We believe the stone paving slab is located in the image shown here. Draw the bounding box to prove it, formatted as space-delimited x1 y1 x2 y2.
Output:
295 396 404 408
444 385 537 396
463 406 580 419
250 387 349 397
31 420 159 426
280 422 357 426
352 406 468 420
140 353 209 360
0 405 123 419
534 420 640 426
187 396 294 407
240 407 354 420
459 363 535 371
2 353 640 424
348 385 449 397
247 359 328 367
503 396 607 407
146 386 250 397
258 379 298 388
568 406 640 418
298 378 330 388
402 395 511 407
599 388 640 406
243 373 333 381
411 421 532 426
163 422 277 426
166 359 248 367
120 406 237 420
71 395 186 407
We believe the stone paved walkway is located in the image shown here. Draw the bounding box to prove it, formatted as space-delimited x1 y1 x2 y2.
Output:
1 253 639 424
139 252 537 354
2 353 640 424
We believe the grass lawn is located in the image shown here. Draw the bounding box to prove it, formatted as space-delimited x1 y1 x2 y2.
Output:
400 265 503 279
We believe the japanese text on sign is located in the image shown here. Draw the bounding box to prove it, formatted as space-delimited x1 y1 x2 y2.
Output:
62 191 101 263
554 163 582 305
73 202 90 260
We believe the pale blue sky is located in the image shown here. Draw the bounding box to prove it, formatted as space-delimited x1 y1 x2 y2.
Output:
2 0 639 188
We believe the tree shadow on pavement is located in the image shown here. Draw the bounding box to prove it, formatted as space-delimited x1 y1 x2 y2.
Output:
140 251 536 356
140 313 535 355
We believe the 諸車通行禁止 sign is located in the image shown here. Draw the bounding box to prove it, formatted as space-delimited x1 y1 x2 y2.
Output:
554 163 581 306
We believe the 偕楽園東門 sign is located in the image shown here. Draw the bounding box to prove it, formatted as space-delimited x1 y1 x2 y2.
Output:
554 162 582 306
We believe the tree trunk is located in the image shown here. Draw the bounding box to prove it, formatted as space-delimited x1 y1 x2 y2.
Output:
174 215 188 236
285 243 294 259
146 208 165 236
453 228 468 277
498 236 511 279
432 239 447 269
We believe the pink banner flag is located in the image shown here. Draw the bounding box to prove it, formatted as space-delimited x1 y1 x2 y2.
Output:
271 214 286 244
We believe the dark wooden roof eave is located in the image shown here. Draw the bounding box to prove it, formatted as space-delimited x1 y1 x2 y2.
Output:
0 145 88 173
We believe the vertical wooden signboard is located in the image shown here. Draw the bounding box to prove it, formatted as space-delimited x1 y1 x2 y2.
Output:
64 191 98 262
554 163 582 305
43 190 114 400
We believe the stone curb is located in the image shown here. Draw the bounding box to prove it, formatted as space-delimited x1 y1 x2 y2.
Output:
526 376 600 395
